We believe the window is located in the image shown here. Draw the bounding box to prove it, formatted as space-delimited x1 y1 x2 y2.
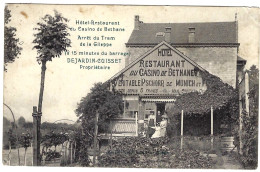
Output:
188 27 195 43
145 102 156 120
124 100 138 118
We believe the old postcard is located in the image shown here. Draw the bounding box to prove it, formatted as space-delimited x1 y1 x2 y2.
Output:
2 4 259 169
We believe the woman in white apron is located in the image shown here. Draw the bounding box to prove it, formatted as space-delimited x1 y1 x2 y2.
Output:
151 114 168 138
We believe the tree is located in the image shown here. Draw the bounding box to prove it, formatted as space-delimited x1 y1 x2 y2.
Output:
240 65 259 169
23 122 33 129
41 134 53 152
19 132 32 166
4 6 22 71
76 82 123 135
7 129 16 148
7 129 16 165
3 117 11 131
18 116 26 127
75 82 123 166
32 10 71 116
3 117 11 149
32 11 71 164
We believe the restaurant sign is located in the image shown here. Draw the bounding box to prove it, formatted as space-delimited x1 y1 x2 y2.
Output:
114 43 207 95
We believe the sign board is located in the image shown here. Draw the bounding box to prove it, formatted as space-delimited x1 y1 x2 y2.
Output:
114 44 207 95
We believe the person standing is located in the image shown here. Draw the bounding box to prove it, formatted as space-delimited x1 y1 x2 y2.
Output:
159 114 168 137
156 111 162 124
147 111 156 138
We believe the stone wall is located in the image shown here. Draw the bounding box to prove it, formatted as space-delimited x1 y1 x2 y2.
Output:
126 47 152 66
177 47 238 88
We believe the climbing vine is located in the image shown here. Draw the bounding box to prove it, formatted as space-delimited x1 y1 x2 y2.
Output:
168 70 237 115
166 69 239 136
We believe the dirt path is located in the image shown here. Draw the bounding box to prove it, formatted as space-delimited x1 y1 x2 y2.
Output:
214 154 243 169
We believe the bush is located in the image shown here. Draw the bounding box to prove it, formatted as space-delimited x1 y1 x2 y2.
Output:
45 151 61 161
98 137 214 168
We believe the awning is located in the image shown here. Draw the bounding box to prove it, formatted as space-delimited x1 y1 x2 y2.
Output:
141 98 176 102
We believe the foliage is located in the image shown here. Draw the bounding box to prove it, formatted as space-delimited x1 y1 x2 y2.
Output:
7 129 17 149
3 117 11 128
239 110 258 169
41 122 77 131
247 65 259 114
19 132 32 149
78 137 91 166
45 151 61 161
18 116 26 127
41 134 53 150
32 10 71 63
69 128 82 163
98 137 214 168
4 6 22 71
76 82 123 135
23 122 33 129
166 70 238 137
41 131 69 151
33 11 71 140
168 70 237 115
75 82 123 166
234 65 258 169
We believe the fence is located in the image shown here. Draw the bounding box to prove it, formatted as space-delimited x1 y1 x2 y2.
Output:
60 140 76 166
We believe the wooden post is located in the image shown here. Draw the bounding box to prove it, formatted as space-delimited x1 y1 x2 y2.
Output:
124 95 126 117
211 106 214 149
73 142 76 161
110 119 113 149
31 142 33 166
245 72 250 115
239 112 243 154
135 112 138 136
93 112 99 166
70 141 73 164
64 142 67 165
181 110 184 150
8 141 11 165
32 106 41 166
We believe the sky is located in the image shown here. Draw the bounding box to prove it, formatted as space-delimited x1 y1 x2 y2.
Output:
3 4 260 123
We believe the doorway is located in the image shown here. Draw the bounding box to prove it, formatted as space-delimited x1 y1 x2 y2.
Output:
156 103 165 123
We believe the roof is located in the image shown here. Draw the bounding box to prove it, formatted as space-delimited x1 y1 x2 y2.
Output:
109 41 206 82
126 22 238 45
237 56 247 62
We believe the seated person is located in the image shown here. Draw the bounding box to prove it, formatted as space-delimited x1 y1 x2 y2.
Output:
151 114 168 138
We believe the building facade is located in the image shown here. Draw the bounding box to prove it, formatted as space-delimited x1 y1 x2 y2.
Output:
106 15 246 136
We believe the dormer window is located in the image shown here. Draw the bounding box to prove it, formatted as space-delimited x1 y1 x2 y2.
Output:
188 27 195 43
156 32 165 37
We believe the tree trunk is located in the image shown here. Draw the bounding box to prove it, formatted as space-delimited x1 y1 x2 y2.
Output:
24 147 27 166
93 112 99 166
8 141 11 165
42 146 45 154
36 60 46 165
73 142 76 160
38 60 47 113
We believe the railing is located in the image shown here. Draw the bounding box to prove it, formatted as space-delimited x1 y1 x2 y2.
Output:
100 114 138 138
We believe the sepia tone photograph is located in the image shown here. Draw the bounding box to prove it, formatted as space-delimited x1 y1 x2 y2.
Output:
2 3 259 169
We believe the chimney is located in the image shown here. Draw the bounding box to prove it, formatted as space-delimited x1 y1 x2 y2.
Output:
134 15 140 30
188 27 195 43
165 27 171 43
